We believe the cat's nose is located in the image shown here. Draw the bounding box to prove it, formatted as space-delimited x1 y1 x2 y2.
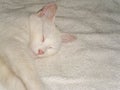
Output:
38 49 44 55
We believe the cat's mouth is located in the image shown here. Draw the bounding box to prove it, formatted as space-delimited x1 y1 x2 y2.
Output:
34 52 57 59
31 48 58 58
31 49 45 57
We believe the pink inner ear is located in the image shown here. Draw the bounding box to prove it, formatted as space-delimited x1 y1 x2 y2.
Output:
61 33 77 43
37 3 57 21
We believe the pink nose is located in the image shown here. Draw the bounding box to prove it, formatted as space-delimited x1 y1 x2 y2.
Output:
38 49 44 55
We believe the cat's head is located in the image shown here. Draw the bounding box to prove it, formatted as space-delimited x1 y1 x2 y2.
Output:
29 3 76 57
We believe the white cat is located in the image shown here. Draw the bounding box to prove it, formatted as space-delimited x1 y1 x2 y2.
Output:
0 2 76 90
29 3 76 57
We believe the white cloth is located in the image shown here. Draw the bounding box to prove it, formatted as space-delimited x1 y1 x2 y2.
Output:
0 0 120 90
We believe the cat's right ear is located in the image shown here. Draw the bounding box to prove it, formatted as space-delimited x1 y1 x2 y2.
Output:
36 2 57 22
61 33 77 43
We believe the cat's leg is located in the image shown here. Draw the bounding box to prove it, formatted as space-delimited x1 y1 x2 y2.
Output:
0 57 26 90
4 41 45 90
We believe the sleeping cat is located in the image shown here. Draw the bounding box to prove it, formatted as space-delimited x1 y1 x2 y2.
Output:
0 2 76 90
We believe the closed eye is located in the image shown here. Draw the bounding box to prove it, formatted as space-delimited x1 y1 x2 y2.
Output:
48 47 52 49
42 35 45 42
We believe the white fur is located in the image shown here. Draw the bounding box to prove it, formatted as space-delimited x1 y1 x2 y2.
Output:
29 15 62 57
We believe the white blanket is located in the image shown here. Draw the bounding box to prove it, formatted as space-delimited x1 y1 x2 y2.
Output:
0 0 120 90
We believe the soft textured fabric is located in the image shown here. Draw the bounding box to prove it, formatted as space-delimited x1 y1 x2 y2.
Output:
0 0 120 90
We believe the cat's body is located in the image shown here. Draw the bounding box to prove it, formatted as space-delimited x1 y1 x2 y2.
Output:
0 3 76 90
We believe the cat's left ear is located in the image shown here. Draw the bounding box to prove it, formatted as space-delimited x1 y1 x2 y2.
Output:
37 2 57 22
61 33 77 43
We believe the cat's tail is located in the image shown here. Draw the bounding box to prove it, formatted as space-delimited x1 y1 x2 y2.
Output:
0 57 27 90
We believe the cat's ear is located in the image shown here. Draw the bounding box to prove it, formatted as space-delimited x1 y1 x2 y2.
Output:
37 2 57 22
61 33 77 43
